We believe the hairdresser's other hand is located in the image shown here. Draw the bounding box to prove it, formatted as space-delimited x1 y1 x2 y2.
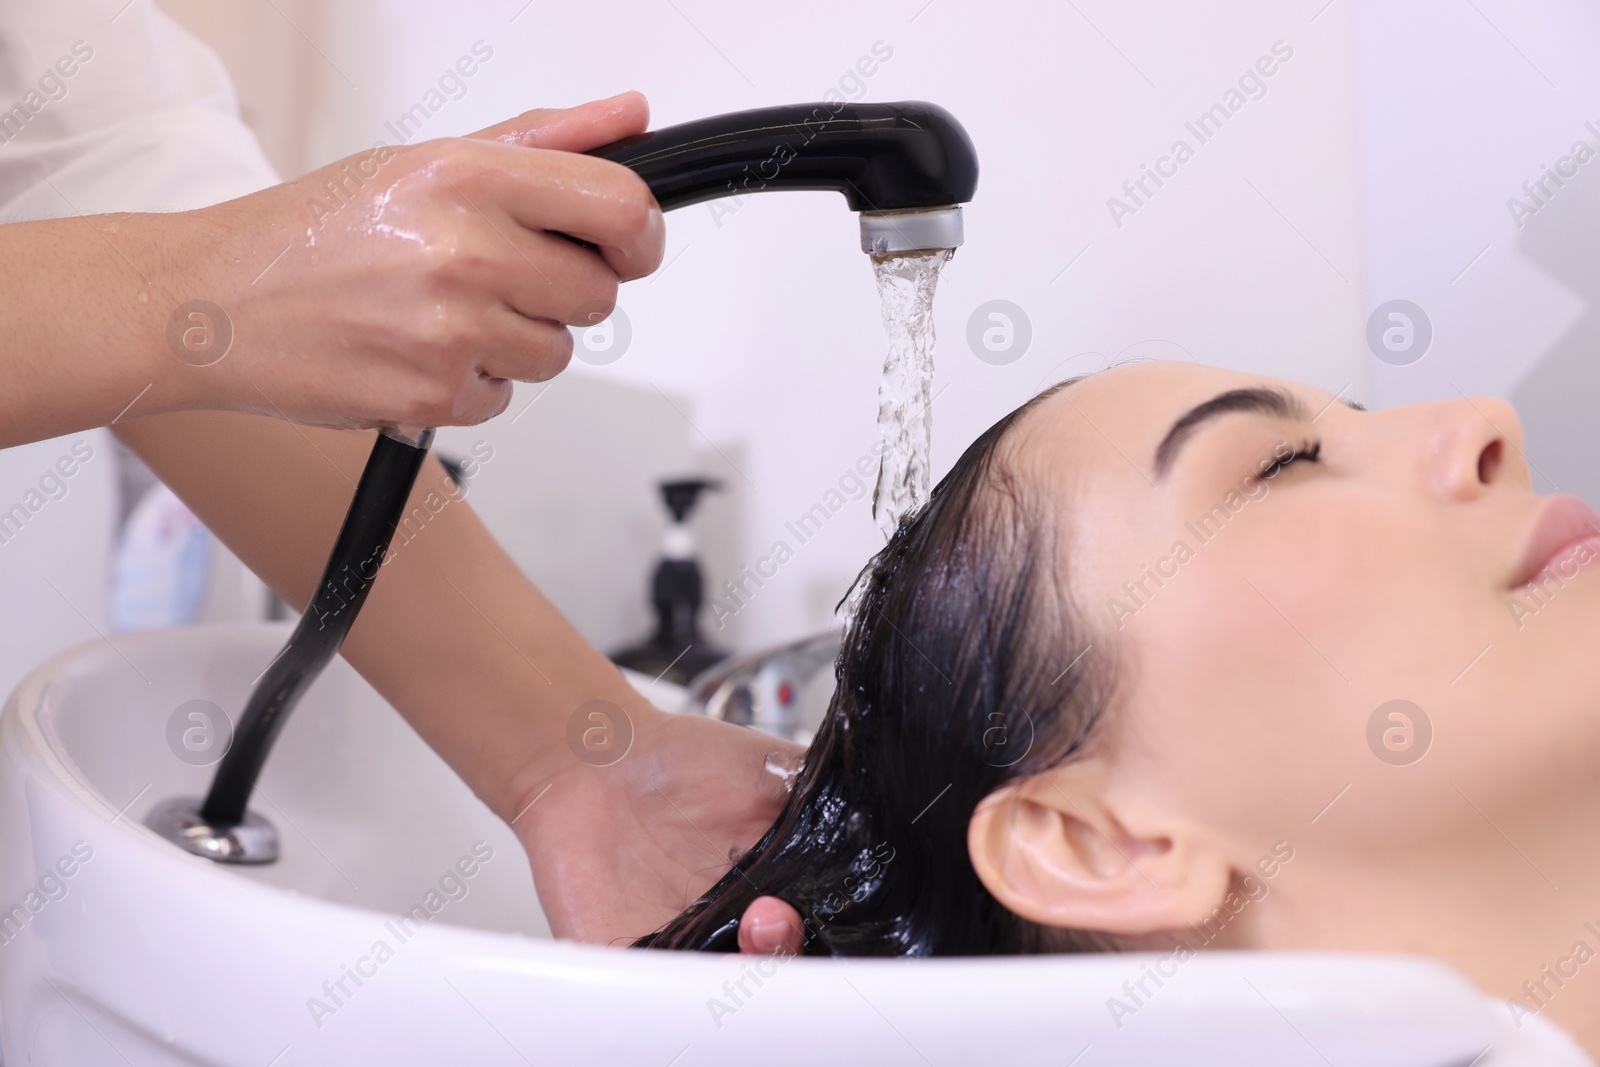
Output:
513 705 803 947
737 895 804 955
148 91 662 429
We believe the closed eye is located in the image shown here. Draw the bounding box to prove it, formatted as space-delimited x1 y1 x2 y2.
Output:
1259 441 1321 481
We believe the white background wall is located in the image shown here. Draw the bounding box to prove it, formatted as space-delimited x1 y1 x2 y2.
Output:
273 0 1371 653
1356 0 1600 507
13 0 1595 696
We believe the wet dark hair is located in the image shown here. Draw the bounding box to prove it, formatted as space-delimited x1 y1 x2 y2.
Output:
636 380 1117 956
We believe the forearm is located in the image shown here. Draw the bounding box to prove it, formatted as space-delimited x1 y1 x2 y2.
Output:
0 213 207 447
112 409 653 821
3 95 663 452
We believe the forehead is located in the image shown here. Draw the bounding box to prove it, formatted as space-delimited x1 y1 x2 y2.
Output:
1011 361 1277 488
1003 362 1322 587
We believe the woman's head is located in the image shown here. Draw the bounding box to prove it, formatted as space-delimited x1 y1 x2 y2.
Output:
643 360 1600 959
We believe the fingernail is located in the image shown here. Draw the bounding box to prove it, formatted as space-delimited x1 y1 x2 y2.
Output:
747 915 796 952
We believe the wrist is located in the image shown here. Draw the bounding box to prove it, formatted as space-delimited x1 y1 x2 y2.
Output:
501 691 670 827
117 206 252 417
92 210 209 417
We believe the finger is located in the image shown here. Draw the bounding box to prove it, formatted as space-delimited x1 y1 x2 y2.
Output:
475 310 574 383
468 141 664 280
467 91 649 153
491 227 619 327
431 373 512 428
738 896 804 956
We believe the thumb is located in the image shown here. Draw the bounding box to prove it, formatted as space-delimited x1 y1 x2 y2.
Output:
738 896 805 956
468 91 650 153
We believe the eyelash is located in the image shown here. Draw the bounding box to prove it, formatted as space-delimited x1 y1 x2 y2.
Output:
1259 440 1321 480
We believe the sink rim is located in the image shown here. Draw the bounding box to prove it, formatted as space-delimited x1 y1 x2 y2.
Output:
0 624 1515 1067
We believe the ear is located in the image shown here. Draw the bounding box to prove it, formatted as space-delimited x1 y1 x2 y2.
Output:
967 761 1231 938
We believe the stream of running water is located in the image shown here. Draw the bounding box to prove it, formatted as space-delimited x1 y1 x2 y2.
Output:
868 248 954 541
837 248 953 623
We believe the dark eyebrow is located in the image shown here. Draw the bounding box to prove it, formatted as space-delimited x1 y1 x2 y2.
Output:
1153 387 1311 478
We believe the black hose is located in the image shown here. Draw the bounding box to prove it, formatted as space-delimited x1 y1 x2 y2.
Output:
200 430 431 826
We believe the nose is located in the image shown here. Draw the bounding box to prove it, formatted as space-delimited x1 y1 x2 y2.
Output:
1422 396 1527 501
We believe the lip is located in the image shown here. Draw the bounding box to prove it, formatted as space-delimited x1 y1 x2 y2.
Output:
1511 495 1600 589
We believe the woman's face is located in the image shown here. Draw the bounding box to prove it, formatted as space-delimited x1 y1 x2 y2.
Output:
1011 360 1600 952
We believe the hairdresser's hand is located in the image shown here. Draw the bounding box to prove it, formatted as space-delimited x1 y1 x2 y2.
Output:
513 706 803 947
737 895 805 955
1 94 664 446
147 92 663 430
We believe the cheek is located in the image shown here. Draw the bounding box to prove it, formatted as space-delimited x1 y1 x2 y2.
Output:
1101 489 1600 884
1109 495 1477 842
1215 492 1494 696
1121 564 1360 840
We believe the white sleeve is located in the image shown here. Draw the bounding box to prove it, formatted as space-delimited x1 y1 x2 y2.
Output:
0 0 280 219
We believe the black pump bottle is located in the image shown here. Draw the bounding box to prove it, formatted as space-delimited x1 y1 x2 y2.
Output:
612 479 725 685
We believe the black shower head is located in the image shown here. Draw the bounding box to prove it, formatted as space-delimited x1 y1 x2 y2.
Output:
590 101 978 253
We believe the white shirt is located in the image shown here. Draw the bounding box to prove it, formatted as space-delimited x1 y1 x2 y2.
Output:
0 0 279 219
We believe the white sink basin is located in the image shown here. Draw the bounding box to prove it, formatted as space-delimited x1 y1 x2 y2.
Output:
0 624 1533 1065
